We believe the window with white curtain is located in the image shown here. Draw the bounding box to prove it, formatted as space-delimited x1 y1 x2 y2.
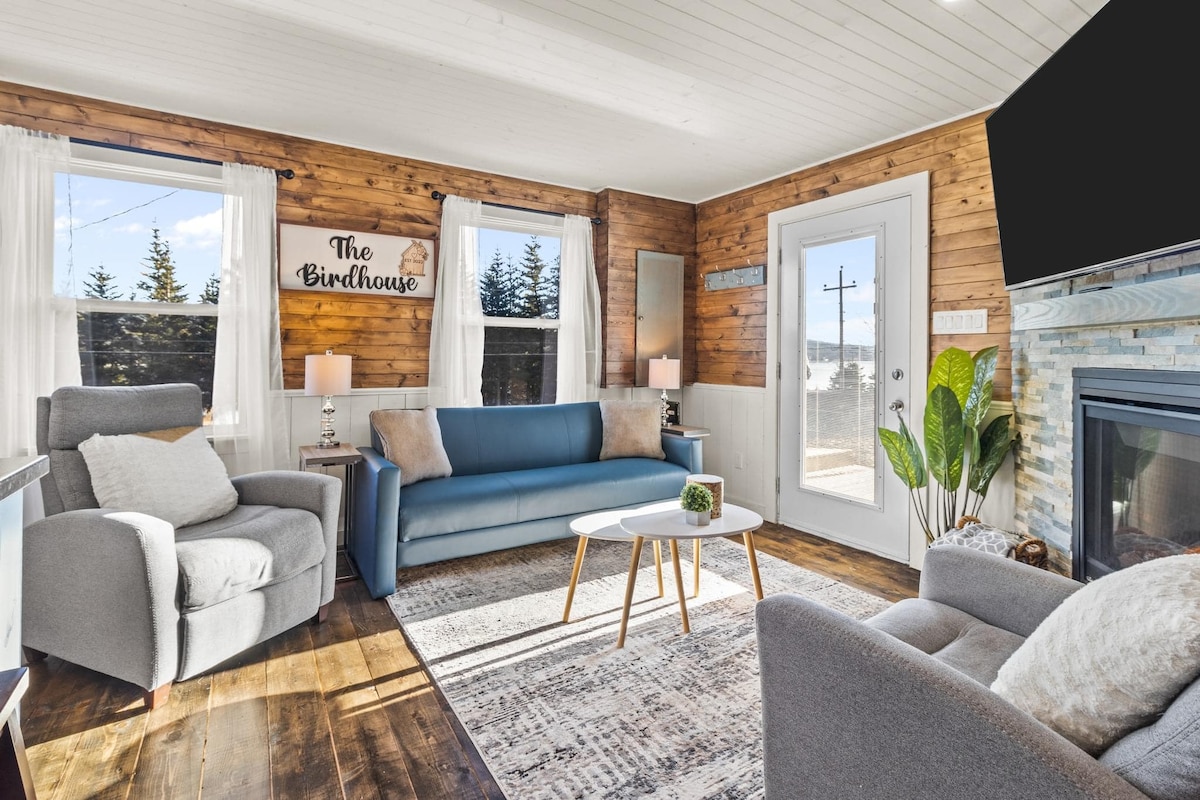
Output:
476 206 564 406
54 143 224 413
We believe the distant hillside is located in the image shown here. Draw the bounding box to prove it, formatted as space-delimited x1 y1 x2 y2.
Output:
806 340 875 362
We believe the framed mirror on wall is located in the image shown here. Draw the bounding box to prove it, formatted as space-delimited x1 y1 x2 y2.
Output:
634 250 684 386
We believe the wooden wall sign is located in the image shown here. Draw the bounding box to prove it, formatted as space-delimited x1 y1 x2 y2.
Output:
279 223 435 298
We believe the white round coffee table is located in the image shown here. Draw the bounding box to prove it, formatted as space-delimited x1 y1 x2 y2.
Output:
562 501 677 623
616 503 765 648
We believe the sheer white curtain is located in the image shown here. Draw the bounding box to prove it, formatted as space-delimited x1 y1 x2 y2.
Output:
0 125 79 460
428 195 484 408
211 162 288 474
556 214 602 403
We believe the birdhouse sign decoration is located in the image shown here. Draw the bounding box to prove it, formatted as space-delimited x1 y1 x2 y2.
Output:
278 224 436 298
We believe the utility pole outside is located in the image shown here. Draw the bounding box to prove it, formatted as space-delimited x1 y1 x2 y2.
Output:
823 266 857 385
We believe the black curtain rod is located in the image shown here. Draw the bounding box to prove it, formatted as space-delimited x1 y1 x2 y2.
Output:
69 138 295 179
431 190 601 225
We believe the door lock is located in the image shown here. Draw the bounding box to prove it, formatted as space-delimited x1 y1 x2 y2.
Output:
889 400 904 412
892 368 904 380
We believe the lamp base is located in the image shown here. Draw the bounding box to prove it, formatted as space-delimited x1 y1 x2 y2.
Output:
316 396 339 447
659 389 670 428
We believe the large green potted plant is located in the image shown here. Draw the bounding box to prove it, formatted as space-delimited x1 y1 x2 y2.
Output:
878 346 1019 545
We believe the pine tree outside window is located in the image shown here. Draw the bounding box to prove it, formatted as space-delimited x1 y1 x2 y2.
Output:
55 144 223 414
476 207 563 406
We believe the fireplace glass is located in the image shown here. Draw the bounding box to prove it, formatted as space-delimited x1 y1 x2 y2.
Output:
1078 401 1200 581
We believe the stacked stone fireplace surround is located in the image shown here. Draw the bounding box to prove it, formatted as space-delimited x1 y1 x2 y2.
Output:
1010 248 1200 574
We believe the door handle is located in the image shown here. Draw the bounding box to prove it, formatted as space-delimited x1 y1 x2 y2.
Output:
889 400 904 412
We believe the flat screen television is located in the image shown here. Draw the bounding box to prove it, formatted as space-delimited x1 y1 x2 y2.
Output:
986 0 1200 290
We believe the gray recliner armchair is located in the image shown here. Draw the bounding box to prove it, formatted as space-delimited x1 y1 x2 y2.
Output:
757 546 1200 800
23 383 341 709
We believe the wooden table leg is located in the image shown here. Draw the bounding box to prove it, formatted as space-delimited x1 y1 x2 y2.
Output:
743 530 764 600
693 538 702 597
562 536 589 622
653 540 664 598
617 535 645 648
669 539 691 634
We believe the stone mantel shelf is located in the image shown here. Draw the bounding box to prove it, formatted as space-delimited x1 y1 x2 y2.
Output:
0 456 47 502
1013 272 1200 331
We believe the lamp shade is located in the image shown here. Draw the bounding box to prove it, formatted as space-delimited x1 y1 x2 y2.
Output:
304 350 352 396
648 356 681 390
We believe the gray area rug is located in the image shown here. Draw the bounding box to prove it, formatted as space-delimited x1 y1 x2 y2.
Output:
388 535 891 800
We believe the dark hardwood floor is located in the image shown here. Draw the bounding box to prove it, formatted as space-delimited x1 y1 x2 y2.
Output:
20 524 918 799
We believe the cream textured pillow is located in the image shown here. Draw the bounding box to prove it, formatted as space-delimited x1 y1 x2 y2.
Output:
78 425 238 528
992 554 1200 754
370 407 453 487
598 399 665 461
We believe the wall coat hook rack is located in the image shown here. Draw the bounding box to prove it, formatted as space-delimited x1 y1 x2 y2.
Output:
704 263 766 291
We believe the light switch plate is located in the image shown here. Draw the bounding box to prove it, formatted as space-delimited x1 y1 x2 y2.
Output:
932 309 988 335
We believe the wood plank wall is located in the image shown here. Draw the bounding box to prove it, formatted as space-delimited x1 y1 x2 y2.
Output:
0 81 603 390
694 112 1011 400
2 81 1009 397
596 190 697 387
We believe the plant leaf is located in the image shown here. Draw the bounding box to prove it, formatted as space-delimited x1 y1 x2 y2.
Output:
879 417 926 489
968 414 1017 496
925 384 964 491
927 347 974 411
964 346 999 430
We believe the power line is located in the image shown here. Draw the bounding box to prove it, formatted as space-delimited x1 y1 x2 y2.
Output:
73 188 180 231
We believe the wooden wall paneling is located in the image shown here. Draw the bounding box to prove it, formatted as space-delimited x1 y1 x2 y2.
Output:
596 190 696 388
4 79 1011 398
694 111 1012 400
0 80 613 392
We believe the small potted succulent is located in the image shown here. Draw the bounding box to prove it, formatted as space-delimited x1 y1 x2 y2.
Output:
680 483 714 526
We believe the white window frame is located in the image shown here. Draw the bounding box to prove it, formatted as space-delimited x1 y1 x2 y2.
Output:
478 206 563 332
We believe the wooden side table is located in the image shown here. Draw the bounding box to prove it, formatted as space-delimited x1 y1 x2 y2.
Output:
298 443 363 581
1 667 35 799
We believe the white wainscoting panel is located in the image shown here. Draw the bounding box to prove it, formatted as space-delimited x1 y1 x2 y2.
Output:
680 384 769 518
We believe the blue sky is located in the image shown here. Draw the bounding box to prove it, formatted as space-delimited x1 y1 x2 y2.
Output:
804 235 876 347
478 228 560 272
54 173 222 300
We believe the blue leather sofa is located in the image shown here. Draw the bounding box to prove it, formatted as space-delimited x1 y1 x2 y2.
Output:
351 401 703 599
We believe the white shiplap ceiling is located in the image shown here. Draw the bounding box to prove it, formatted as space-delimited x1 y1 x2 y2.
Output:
0 0 1106 202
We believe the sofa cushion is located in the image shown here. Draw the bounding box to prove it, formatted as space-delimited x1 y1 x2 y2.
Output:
399 459 689 541
434 402 604 475
599 400 665 461
78 425 238 528
174 504 326 610
370 407 453 487
867 599 1026 686
992 553 1200 755
1100 678 1200 800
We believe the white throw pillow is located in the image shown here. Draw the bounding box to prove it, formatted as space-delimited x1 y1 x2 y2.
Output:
78 425 238 528
370 407 453 487
598 399 665 461
992 554 1200 754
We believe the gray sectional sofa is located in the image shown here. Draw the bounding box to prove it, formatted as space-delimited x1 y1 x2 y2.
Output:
352 401 703 598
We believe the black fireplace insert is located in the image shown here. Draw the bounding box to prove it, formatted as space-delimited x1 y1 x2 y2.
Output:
1073 368 1200 582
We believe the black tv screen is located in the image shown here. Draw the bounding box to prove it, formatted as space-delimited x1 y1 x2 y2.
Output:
987 0 1200 290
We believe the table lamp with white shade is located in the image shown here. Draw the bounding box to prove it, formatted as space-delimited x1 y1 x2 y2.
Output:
305 349 352 447
648 355 681 428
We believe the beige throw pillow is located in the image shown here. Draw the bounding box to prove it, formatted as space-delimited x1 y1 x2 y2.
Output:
78 425 238 528
991 554 1200 754
370 407 453 487
598 400 665 461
